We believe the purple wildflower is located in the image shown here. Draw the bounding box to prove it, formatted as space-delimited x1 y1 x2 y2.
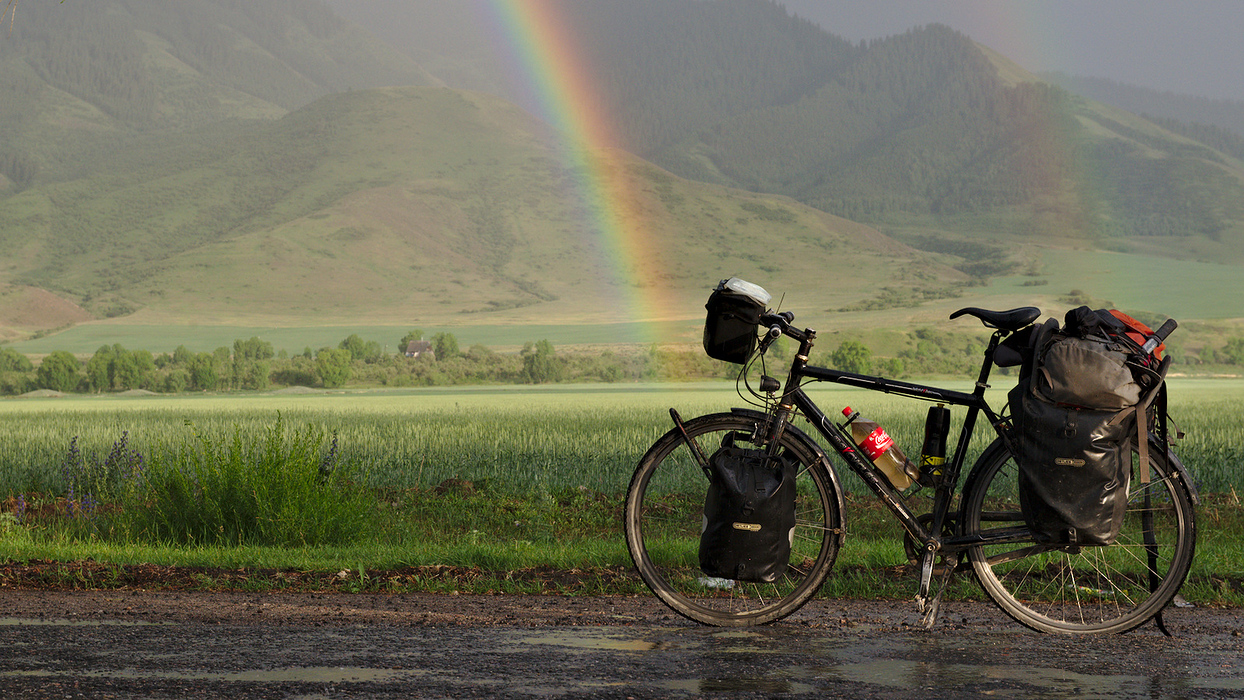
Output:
319 431 339 481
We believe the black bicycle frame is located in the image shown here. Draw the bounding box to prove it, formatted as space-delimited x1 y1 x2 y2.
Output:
762 325 1020 554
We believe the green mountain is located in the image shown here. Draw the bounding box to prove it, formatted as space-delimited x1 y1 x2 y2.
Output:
350 1 1244 263
4 0 1244 344
0 0 435 185
0 86 966 338
582 15 1244 260
1041 73 1244 142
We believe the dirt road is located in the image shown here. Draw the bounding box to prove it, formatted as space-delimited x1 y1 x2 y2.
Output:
2 591 1242 698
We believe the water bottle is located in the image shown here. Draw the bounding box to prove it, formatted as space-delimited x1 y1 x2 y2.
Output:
841 407 920 490
921 404 951 486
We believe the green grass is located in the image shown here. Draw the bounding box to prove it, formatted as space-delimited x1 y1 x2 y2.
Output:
2 379 1241 495
1 381 1240 603
986 249 1244 319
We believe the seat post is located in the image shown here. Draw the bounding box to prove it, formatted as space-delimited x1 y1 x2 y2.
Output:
973 330 1006 396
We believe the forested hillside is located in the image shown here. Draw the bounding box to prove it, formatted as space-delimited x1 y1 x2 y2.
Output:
350 0 1244 261
0 0 434 184
579 13 1244 252
1043 73 1244 141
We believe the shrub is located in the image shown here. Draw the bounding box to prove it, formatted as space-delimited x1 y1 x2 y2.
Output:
37 351 81 392
832 340 872 374
316 348 353 388
115 420 374 547
0 348 32 372
338 334 383 363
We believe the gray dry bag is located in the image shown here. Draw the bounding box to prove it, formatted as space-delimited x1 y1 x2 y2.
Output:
1009 312 1162 546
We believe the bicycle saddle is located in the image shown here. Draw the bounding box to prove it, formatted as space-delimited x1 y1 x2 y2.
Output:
949 306 1041 332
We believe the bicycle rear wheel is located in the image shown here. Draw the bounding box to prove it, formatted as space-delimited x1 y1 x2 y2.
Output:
962 437 1196 634
624 412 843 626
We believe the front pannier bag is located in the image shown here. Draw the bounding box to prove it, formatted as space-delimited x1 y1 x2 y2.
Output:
699 436 797 583
703 278 771 364
1009 310 1165 546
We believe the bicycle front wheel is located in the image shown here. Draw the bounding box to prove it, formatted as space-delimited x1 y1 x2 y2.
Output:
962 437 1196 634
624 412 843 626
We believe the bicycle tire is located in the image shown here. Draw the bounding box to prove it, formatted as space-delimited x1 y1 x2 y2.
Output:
624 412 844 626
961 437 1196 634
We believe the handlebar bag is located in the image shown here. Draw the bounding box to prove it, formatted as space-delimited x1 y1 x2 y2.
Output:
698 436 797 583
703 278 768 364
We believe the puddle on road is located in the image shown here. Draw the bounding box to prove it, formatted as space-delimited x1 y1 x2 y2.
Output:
817 658 1244 697
514 627 1244 697
2 667 422 684
518 630 662 652
5 623 1239 696
0 617 175 627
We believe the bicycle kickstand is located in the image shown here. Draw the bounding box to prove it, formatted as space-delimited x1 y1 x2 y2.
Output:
914 542 953 630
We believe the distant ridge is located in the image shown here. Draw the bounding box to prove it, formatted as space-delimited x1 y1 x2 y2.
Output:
339 1 1244 261
0 0 436 181
0 86 967 333
1042 73 1244 141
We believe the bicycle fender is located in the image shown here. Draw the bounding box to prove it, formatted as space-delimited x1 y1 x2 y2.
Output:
728 407 849 538
1160 442 1201 506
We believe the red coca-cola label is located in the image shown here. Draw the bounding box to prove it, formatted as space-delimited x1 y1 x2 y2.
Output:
862 427 893 461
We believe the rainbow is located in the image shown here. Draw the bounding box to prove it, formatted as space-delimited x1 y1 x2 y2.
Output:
480 0 673 339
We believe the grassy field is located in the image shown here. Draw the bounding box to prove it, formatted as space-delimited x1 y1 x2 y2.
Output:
987 249 1244 320
1 381 1239 603
2 379 1240 495
12 245 1244 360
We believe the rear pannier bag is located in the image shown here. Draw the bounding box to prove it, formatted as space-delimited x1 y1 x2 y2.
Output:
703 278 770 364
699 436 797 583
1009 310 1165 546
1012 390 1134 546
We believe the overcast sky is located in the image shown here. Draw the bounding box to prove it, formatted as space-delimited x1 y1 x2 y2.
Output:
779 0 1244 102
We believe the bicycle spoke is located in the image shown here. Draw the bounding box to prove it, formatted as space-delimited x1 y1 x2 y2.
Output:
964 438 1195 633
625 413 842 626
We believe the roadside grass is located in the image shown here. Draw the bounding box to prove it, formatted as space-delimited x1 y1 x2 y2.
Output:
3 489 1239 606
1 382 1240 605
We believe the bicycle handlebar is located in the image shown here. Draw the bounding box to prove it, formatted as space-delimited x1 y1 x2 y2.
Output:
757 311 808 353
759 311 794 329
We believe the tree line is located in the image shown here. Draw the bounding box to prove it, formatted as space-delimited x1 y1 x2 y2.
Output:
0 331 736 396
4 325 1237 397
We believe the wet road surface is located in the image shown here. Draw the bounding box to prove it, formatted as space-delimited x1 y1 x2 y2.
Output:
1 593 1241 698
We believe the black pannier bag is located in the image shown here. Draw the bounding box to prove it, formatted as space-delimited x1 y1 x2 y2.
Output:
1008 310 1167 546
703 278 770 364
699 435 797 583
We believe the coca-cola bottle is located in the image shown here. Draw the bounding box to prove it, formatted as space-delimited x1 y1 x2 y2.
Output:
842 407 921 490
